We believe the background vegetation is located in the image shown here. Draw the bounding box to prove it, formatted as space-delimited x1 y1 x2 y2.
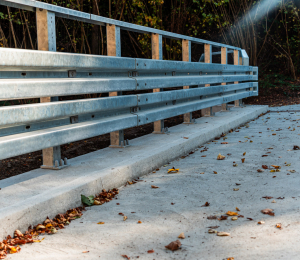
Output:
0 0 300 104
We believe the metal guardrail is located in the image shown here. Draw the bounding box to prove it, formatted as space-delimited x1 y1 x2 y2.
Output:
0 0 259 170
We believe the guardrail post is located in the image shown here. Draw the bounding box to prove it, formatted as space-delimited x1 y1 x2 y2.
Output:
234 49 241 107
107 24 127 147
221 47 228 111
37 9 67 170
201 44 214 117
152 33 168 134
182 39 194 124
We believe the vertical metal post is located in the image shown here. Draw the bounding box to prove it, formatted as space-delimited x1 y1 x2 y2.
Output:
201 44 213 117
37 9 67 170
234 49 241 107
221 47 228 111
107 24 127 147
182 39 194 124
152 34 167 134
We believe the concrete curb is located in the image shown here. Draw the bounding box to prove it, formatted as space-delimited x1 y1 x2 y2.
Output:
0 105 268 239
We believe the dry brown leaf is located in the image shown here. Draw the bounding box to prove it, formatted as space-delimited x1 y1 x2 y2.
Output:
276 223 282 230
272 200 276 203
236 207 240 211
217 153 226 160
213 171 218 174
82 251 89 253
122 255 130 259
231 217 238 221
271 165 281 169
138 221 142 224
178 232 185 239
208 229 217 233
200 172 205 174
233 164 238 167
147 249 155 254
151 185 159 189
241 158 245 163
97 222 105 225
217 232 230 236
183 137 189 139
226 211 239 216
262 196 273 199
262 165 268 169
123 216 127 221
243 152 246 156
221 142 228 144
258 221 265 224
165 240 181 251
207 215 217 220
233 188 239 191
257 169 264 172
218 215 228 221
201 202 210 207
261 208 274 216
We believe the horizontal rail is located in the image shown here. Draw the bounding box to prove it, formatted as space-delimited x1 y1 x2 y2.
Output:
0 83 257 126
0 75 256 100
0 0 241 50
0 91 256 160
0 48 253 72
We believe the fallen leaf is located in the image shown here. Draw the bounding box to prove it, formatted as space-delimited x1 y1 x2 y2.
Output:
208 229 217 233
218 215 228 221
231 217 238 221
165 240 181 251
262 196 273 200
122 255 130 259
213 171 218 174
82 251 89 253
236 183 241 186
147 249 155 254
257 169 264 172
138 221 142 224
207 226 219 229
236 207 240 211
261 208 274 216
293 145 300 150
276 223 282 230
201 202 210 207
221 142 228 144
97 222 105 225
207 215 217 220
217 153 226 160
226 211 239 216
262 165 268 169
81 194 94 206
271 165 281 169
151 185 159 189
288 170 296 173
178 232 185 239
233 164 238 167
200 172 205 174
272 133 276 135
233 188 239 191
183 137 189 139
243 152 246 156
262 155 268 157
258 221 265 224
247 218 253 221
123 216 127 221
241 158 245 163
217 232 230 236
168 167 179 174
238 215 244 218
201 155 207 157
276 197 285 199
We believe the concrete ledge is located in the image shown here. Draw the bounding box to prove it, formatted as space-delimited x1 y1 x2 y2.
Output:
0 105 268 239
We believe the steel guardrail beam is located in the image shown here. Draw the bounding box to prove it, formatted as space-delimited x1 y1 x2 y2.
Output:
0 91 255 161
0 82 255 126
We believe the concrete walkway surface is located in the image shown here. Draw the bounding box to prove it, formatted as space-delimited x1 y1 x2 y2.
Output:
7 104 300 260
0 105 267 241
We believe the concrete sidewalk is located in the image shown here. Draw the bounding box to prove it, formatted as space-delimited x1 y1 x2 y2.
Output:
0 105 267 241
8 105 300 260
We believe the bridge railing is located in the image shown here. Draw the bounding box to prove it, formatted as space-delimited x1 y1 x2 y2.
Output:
0 0 258 170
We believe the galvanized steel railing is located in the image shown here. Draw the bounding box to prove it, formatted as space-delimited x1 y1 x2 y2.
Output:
0 0 258 170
